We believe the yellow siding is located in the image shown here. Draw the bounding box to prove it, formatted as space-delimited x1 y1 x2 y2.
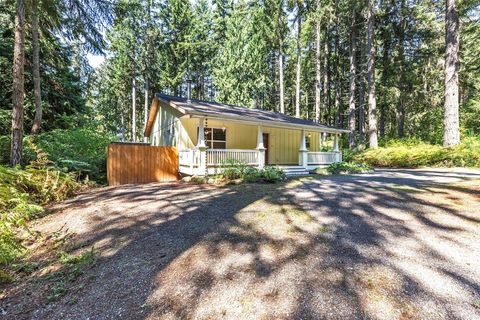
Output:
180 118 257 150
177 117 325 165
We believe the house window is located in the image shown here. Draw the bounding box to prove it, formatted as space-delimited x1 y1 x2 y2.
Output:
306 136 311 150
199 127 227 149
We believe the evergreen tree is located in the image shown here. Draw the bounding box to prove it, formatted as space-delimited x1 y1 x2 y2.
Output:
443 0 460 147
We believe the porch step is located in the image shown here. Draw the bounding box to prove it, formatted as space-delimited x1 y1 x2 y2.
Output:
276 165 310 176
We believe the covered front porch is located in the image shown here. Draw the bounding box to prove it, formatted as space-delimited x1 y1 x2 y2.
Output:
178 117 343 176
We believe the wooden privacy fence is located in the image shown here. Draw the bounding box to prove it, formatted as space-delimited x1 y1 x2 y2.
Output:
107 143 178 185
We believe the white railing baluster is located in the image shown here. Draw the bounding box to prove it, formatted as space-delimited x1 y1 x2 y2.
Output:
306 151 342 165
203 149 259 166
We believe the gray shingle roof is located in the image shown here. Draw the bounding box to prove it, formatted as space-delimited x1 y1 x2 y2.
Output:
156 93 349 133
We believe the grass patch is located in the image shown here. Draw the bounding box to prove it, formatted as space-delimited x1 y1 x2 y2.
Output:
46 248 97 303
355 137 480 168
473 300 480 309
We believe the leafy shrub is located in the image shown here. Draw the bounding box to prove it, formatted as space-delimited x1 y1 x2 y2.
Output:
259 166 286 183
243 166 263 182
356 137 480 168
0 165 80 266
0 135 37 166
0 129 113 182
219 159 249 180
218 159 285 183
35 129 113 182
326 162 372 175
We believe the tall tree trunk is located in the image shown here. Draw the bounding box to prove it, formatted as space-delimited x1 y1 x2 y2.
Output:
358 25 366 143
314 0 321 122
31 2 42 135
143 0 152 143
295 2 302 118
132 76 136 142
323 26 329 124
11 0 25 166
120 99 126 141
348 8 357 148
334 16 341 127
396 0 406 138
278 4 285 114
443 0 460 147
380 17 390 138
279 50 285 113
367 0 378 148
144 76 149 142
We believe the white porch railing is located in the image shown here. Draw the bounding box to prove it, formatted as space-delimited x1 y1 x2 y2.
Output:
307 151 342 165
178 148 341 176
206 149 258 166
179 149 201 167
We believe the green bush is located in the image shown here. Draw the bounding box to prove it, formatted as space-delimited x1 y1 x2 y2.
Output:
355 137 480 168
219 159 249 180
218 159 285 183
0 165 80 266
35 129 113 182
326 162 372 174
0 129 113 182
258 166 286 183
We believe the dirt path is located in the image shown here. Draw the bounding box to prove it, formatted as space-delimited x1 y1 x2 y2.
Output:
1 168 480 320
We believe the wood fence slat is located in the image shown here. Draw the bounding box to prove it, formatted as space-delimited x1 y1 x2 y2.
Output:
106 143 178 186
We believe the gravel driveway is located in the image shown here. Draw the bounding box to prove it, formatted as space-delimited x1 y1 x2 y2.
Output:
2 168 480 320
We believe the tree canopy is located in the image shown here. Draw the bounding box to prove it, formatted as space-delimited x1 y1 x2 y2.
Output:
1 0 479 161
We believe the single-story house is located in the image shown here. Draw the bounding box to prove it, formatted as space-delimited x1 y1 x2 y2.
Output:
144 92 348 176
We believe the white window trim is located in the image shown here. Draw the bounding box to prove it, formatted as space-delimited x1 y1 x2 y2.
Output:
305 136 311 151
197 126 227 149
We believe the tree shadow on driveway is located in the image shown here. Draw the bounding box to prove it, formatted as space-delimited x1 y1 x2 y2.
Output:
2 169 480 319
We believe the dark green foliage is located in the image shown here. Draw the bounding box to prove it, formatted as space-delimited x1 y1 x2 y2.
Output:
257 166 286 183
326 162 372 175
35 129 113 181
0 2 89 136
0 129 113 182
355 137 480 168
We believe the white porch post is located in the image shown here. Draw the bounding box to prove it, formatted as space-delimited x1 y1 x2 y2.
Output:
333 134 339 152
196 117 207 175
299 129 308 168
256 126 266 169
333 134 341 162
189 149 194 175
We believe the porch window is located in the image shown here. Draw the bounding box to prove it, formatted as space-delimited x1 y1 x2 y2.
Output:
200 127 226 149
306 136 311 150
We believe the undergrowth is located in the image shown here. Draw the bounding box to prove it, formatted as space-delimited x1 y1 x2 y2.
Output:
354 137 480 168
0 165 80 268
326 162 372 174
46 248 97 303
0 128 113 182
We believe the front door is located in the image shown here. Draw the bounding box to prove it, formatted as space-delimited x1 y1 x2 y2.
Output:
262 133 269 165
